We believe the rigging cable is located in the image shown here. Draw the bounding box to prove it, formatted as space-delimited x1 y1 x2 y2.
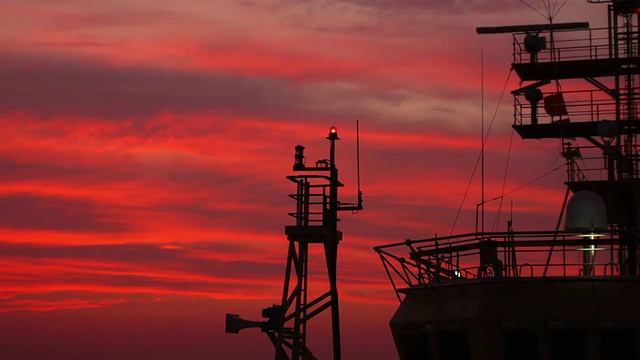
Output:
523 0 569 22
555 0 569 17
450 68 513 235
542 0 551 18
491 127 516 231
520 0 548 19
485 164 563 207
452 0 574 235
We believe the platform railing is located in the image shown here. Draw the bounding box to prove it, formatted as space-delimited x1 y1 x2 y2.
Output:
513 88 618 126
287 175 332 226
512 27 611 64
374 230 633 297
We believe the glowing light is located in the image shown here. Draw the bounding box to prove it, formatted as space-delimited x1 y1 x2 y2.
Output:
328 126 339 140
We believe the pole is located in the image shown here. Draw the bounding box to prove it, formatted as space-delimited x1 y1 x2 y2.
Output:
328 136 341 360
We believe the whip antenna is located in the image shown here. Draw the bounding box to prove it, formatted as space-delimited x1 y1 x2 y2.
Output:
356 120 361 193
355 120 363 209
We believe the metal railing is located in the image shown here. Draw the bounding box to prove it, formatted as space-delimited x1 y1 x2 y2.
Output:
513 88 619 125
287 175 332 226
374 230 636 300
512 27 613 64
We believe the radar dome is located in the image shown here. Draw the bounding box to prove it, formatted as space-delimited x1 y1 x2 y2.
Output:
565 190 608 232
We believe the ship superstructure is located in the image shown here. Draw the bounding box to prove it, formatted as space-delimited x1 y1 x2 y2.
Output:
375 1 640 359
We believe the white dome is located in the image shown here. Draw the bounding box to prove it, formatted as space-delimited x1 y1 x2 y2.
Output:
565 190 608 231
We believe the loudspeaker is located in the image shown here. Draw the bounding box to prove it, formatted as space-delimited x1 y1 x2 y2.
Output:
225 313 262 334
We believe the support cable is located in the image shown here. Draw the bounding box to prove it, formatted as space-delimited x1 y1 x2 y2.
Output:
450 69 513 235
520 0 548 19
491 128 516 231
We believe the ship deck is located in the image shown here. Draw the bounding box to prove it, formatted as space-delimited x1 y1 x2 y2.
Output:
374 230 640 299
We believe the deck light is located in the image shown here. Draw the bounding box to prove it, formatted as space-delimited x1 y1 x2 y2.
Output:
565 191 609 276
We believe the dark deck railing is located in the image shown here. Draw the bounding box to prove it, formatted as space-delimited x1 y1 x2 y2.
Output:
374 230 636 302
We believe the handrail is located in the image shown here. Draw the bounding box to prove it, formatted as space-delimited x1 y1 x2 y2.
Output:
374 230 639 295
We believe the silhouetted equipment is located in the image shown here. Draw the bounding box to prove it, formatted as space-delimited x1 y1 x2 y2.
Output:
543 93 569 118
225 313 262 334
261 304 282 332
294 145 305 170
378 1 640 359
511 80 551 126
226 126 363 360
225 304 283 333
476 22 590 34
565 191 608 232
566 190 610 276
524 33 547 54
510 80 551 96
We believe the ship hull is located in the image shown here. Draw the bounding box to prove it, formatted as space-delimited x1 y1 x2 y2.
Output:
392 277 640 360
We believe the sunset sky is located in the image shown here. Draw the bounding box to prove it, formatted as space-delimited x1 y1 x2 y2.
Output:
0 1 609 359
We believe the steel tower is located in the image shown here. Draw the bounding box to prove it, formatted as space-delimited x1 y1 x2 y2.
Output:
226 127 363 360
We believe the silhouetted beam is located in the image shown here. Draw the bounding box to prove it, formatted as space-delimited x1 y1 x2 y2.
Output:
477 22 590 34
513 120 640 140
513 57 640 81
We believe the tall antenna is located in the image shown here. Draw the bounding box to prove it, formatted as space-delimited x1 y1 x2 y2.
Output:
481 48 485 234
356 120 362 208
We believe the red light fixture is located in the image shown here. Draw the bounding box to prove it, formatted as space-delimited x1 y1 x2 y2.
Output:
328 126 339 140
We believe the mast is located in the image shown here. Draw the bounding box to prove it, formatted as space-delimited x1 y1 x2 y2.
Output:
226 127 363 360
478 0 640 273
376 2 640 359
